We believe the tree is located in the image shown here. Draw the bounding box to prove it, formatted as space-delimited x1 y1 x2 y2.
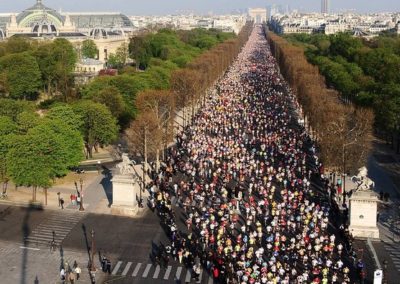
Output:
81 39 99 59
135 90 175 170
0 73 9 96
0 52 42 99
46 104 83 131
52 38 78 99
16 111 40 134
32 42 58 95
72 101 119 158
170 69 201 127
320 107 373 202
0 116 17 194
107 43 129 69
88 86 125 118
126 112 160 192
0 116 17 136
0 134 13 195
7 119 83 202
5 36 31 54
0 99 35 121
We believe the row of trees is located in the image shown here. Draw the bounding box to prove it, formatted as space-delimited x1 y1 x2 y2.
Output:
126 23 253 176
0 99 118 202
267 30 374 176
284 32 400 151
129 28 236 70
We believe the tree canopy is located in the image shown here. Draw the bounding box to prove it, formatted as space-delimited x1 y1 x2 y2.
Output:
72 100 119 158
0 52 42 99
81 39 99 59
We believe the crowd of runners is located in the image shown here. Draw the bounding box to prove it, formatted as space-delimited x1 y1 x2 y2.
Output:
150 26 358 284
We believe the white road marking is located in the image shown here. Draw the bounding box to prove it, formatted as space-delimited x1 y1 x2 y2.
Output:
142 263 152 278
132 263 142 277
111 261 122 275
122 262 132 276
185 269 191 282
164 266 172 280
153 265 160 278
175 266 182 279
20 246 40 251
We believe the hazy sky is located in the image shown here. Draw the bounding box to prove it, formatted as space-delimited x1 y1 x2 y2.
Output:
0 0 399 15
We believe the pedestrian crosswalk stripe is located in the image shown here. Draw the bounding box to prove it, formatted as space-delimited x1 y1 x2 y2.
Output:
35 224 72 230
142 263 152 278
26 211 85 247
175 266 182 279
385 246 397 251
112 261 122 275
153 265 160 278
132 263 142 277
164 266 172 280
185 269 191 282
122 262 132 276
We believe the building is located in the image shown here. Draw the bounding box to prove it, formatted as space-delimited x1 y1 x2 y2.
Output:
270 11 398 37
248 8 267 24
0 0 133 62
128 14 246 35
321 0 330 14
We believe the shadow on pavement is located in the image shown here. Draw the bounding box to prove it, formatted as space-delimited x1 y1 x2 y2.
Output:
21 203 42 284
100 166 113 207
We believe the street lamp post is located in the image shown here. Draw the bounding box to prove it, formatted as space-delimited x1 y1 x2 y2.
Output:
90 229 96 272
79 178 84 211
342 144 347 206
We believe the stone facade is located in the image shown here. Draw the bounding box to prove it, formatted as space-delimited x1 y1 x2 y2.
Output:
349 190 380 239
111 174 140 217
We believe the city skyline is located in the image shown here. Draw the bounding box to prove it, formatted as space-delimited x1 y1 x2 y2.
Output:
0 0 399 15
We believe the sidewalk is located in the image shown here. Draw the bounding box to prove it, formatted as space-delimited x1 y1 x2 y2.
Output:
0 171 102 211
0 240 107 284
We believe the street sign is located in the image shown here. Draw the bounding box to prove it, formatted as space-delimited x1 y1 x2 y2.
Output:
373 269 383 284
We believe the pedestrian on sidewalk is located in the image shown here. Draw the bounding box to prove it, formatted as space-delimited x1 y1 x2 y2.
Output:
57 192 61 207
60 197 65 209
106 258 111 274
68 271 76 284
101 255 107 272
74 265 81 280
60 268 66 283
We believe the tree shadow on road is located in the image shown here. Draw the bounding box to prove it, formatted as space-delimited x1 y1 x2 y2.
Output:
20 203 41 284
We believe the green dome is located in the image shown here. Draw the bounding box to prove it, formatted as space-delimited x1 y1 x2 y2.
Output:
17 0 64 28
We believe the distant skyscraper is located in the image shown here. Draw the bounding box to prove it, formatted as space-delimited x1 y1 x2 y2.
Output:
321 0 329 14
